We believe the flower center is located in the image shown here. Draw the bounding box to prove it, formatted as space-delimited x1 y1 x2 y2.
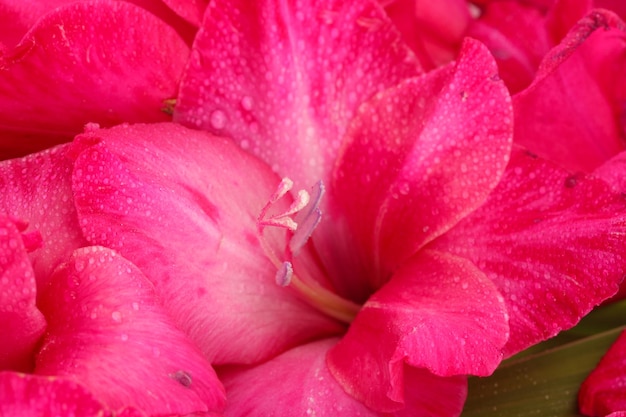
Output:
257 178 360 323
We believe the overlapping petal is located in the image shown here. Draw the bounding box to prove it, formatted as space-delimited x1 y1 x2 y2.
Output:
161 0 208 26
174 0 422 188
430 148 626 356
0 0 73 48
221 338 466 417
0 0 195 49
0 373 127 417
594 151 626 192
381 0 471 70
220 339 377 417
579 330 626 417
466 1 551 92
327 250 507 412
0 217 45 372
36 246 226 415
0 144 86 286
0 1 190 158
329 39 512 293
71 123 343 365
513 9 626 173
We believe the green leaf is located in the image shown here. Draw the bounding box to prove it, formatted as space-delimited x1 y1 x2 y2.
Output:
462 299 626 417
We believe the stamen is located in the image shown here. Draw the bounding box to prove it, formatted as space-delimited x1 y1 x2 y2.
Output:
290 181 324 256
270 178 294 204
257 178 360 324
258 178 309 231
275 261 293 287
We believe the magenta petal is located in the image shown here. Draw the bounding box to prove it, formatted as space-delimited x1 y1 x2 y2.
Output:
220 339 377 417
36 246 226 415
466 1 551 93
594 151 626 192
0 0 75 47
382 0 470 70
331 38 512 284
0 217 45 372
0 1 189 156
174 0 422 188
161 0 208 26
430 148 626 356
513 9 626 172
327 250 507 412
221 338 466 417
0 372 110 416
0 144 87 287
579 331 626 416
71 123 342 364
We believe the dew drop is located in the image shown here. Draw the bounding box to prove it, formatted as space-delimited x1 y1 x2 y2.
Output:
75 259 86 272
111 311 122 322
210 110 227 129
241 96 253 110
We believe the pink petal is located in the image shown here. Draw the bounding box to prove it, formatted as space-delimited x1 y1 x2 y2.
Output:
174 0 422 188
0 0 194 49
594 151 626 191
161 0 208 26
0 372 111 416
327 250 507 412
71 123 342 365
595 0 626 21
544 0 591 42
36 246 226 415
381 0 471 70
393 366 467 417
466 1 551 93
579 331 626 416
329 38 512 293
0 144 87 287
221 338 466 417
513 9 626 173
0 217 45 372
0 1 190 156
430 148 626 357
0 0 73 48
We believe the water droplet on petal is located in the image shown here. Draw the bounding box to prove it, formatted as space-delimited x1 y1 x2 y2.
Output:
241 96 253 110
111 311 122 322
210 110 227 129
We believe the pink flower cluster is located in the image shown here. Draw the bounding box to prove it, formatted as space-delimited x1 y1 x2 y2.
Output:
1 0 626 416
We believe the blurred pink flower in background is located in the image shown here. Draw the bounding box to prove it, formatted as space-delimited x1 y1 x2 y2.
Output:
580 331 626 417
381 0 626 93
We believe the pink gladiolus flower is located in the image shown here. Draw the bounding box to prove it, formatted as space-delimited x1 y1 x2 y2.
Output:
2 0 626 415
42 0 625 415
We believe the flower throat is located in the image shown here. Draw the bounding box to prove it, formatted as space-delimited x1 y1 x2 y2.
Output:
257 178 360 324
